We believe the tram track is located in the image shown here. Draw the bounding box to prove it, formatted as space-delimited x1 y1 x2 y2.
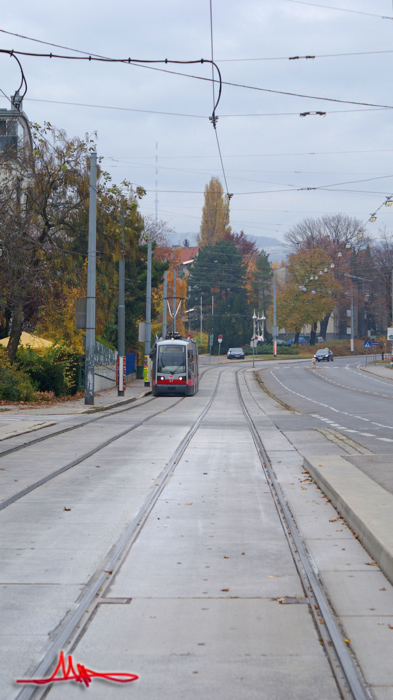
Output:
237 368 370 700
0 394 188 512
9 363 371 699
0 364 215 461
14 370 223 700
0 367 219 512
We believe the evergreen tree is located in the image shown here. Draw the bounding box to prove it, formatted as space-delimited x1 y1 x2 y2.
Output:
188 240 249 349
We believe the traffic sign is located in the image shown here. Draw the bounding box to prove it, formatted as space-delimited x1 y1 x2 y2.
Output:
364 340 371 349
218 334 223 343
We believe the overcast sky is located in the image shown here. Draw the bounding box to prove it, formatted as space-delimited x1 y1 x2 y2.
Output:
2 0 393 246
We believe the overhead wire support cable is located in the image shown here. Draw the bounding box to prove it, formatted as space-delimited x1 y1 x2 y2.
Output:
0 49 223 127
208 0 232 204
283 0 393 20
1 47 392 112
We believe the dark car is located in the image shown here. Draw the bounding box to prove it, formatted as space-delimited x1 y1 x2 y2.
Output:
227 347 245 360
287 336 308 345
314 348 334 362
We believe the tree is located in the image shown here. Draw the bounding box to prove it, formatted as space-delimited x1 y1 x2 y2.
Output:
0 123 168 361
0 123 92 360
285 213 370 253
198 177 231 247
224 230 259 262
187 240 249 348
247 251 273 314
274 248 342 344
369 231 393 330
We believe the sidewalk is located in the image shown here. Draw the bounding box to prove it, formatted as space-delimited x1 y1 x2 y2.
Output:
360 360 393 381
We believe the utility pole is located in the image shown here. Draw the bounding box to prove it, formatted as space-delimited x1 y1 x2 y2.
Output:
172 269 177 333
200 296 203 345
162 267 167 339
144 235 152 386
117 208 125 396
85 151 97 405
273 272 277 357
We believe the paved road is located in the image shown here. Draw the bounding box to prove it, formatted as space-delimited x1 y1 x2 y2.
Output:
259 356 393 453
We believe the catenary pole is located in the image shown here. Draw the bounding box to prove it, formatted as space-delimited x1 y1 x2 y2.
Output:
162 267 167 339
117 208 125 396
85 151 97 405
172 268 177 333
144 235 152 386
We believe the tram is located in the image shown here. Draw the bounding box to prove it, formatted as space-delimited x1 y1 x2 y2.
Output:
149 332 199 396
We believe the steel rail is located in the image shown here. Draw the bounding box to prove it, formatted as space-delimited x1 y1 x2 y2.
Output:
0 396 183 511
237 368 371 700
14 370 222 700
0 366 218 510
0 364 213 460
0 395 156 458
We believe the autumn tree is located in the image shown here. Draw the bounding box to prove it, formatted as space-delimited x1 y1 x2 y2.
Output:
198 177 231 247
275 248 342 344
0 123 168 360
0 123 92 360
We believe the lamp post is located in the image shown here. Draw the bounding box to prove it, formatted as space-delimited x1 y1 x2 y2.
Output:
252 310 257 367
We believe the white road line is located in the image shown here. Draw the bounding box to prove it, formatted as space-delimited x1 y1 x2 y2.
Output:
272 372 393 436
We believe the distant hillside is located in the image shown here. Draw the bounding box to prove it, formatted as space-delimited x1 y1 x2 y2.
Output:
169 233 285 249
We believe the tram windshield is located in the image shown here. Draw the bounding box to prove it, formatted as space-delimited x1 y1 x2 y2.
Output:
157 345 186 374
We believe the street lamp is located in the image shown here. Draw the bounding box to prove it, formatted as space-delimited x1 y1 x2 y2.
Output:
252 310 257 367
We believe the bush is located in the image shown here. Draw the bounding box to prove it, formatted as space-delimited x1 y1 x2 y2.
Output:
0 350 37 402
244 344 300 356
15 343 84 397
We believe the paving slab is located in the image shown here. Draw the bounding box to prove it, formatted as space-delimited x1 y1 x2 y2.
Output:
43 600 340 700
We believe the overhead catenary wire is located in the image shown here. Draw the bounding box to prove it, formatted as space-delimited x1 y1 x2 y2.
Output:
19 97 392 119
283 0 393 21
1 47 391 112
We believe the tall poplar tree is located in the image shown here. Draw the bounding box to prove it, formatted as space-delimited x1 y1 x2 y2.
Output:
198 176 231 247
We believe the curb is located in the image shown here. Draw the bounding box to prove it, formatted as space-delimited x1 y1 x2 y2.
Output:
303 454 393 587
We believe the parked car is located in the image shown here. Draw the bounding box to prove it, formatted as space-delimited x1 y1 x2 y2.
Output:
276 339 290 347
287 337 308 345
227 347 245 360
314 348 334 362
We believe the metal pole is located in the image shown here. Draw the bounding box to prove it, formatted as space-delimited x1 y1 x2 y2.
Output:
273 273 277 357
162 267 167 339
392 270 393 326
117 209 125 396
252 310 256 368
212 295 214 355
85 151 97 405
200 296 203 346
144 235 152 386
350 286 354 354
172 268 176 333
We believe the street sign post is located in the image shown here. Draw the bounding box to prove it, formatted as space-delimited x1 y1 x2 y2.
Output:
218 334 222 359
364 339 371 365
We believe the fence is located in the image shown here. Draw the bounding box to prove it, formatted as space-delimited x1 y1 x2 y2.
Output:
93 342 136 391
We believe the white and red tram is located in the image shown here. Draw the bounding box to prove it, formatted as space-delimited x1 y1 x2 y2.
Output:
150 333 199 396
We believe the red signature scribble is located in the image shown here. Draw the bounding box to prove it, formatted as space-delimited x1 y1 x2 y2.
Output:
17 650 139 687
